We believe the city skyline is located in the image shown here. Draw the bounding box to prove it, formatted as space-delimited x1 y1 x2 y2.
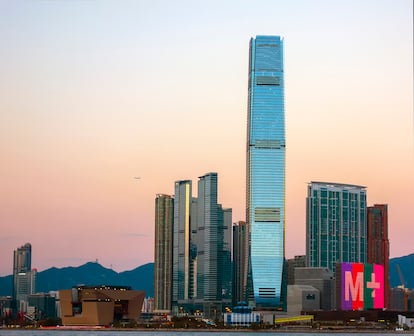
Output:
0 0 413 276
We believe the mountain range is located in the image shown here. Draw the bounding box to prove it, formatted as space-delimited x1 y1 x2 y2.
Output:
0 253 412 297
0 262 154 297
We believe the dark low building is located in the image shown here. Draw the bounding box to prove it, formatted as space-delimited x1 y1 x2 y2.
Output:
0 296 13 320
28 293 57 319
303 309 414 324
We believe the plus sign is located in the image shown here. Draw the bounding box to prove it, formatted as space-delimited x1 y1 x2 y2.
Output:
366 273 380 298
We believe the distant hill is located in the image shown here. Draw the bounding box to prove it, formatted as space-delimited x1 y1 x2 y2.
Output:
0 253 413 298
389 253 414 289
0 262 154 297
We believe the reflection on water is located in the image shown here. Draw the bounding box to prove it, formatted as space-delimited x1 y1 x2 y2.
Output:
0 330 411 336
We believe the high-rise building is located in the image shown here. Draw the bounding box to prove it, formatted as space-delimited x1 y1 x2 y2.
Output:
196 173 232 315
165 173 232 316
367 204 390 308
232 221 248 306
220 206 232 301
172 180 195 312
13 243 36 312
246 35 286 309
306 182 367 274
154 194 174 313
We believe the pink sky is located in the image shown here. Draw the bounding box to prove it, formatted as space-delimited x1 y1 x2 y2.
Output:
0 0 413 275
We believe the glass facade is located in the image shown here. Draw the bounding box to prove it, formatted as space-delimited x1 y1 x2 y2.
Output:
306 182 367 275
196 173 232 302
246 36 285 308
154 194 174 312
170 174 232 316
13 243 35 305
172 180 194 312
232 221 248 306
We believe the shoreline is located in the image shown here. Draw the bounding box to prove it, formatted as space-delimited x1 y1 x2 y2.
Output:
2 325 404 333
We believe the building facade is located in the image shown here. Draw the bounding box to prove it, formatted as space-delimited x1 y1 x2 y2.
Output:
295 267 335 310
367 204 390 308
168 174 232 316
287 255 306 286
246 35 286 309
306 182 367 274
59 285 145 326
232 221 248 306
172 180 195 312
13 243 36 312
27 293 57 319
154 194 174 313
196 173 232 315
287 285 320 314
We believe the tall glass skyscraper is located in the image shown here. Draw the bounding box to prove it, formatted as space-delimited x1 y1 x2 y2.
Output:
154 194 174 312
172 180 195 313
168 174 232 316
13 243 36 311
246 35 286 309
232 221 248 306
196 173 232 304
306 181 367 274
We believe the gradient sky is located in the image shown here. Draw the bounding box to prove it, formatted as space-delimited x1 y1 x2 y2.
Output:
0 0 412 276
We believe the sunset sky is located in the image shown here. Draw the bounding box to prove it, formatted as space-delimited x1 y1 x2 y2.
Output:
0 0 412 276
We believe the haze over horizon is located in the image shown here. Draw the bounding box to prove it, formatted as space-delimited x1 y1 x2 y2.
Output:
1 0 413 276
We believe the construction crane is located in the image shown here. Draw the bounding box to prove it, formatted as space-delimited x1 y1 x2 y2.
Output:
396 263 409 311
396 264 406 289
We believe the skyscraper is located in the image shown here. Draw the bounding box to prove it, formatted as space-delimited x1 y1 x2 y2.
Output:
13 243 36 312
367 204 389 308
306 182 367 274
232 221 248 306
165 173 232 316
172 180 195 313
196 173 232 315
246 35 286 309
154 194 174 313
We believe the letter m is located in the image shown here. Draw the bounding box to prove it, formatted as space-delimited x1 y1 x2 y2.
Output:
345 271 364 304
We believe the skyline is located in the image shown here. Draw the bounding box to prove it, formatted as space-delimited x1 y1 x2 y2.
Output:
0 0 413 276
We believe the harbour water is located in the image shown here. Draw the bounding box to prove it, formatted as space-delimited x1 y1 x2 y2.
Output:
0 331 413 336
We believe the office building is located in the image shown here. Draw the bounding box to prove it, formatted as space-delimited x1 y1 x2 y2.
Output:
389 287 407 311
163 173 232 316
27 293 57 319
154 194 174 313
196 173 232 316
232 221 248 306
0 296 13 321
13 243 36 312
367 204 390 308
172 180 196 313
246 35 286 309
306 182 367 274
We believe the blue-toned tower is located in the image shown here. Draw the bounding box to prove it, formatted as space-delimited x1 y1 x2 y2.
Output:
246 35 285 309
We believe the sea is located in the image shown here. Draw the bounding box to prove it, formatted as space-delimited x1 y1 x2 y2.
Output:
1 331 414 336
